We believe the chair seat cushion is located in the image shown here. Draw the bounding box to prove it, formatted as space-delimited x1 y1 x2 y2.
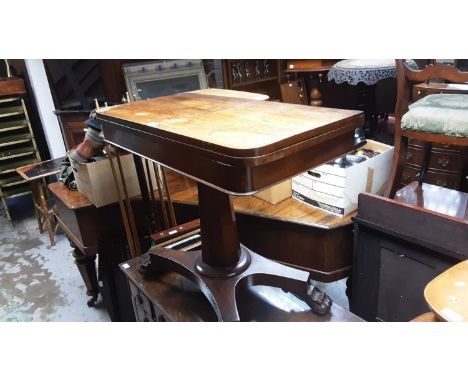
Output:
401 93 468 137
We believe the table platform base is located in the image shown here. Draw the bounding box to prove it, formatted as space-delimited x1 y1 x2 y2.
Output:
141 245 332 322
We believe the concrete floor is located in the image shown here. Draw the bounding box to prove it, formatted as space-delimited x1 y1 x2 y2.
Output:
1 194 350 322
0 194 110 322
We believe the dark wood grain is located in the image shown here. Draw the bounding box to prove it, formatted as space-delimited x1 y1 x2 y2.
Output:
165 170 354 282
0 77 25 96
121 254 362 322
351 183 468 321
48 182 93 210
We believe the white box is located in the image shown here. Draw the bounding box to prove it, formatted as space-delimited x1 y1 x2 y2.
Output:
292 140 394 216
70 154 158 207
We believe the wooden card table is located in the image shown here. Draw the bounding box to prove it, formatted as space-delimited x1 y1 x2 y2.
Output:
96 89 363 321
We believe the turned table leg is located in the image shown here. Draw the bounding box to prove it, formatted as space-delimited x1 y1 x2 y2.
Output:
309 73 324 107
72 247 100 307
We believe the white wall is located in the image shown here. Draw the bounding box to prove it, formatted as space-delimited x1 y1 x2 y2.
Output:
24 59 66 159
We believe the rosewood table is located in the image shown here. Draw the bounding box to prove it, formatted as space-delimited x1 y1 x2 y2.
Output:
96 89 363 321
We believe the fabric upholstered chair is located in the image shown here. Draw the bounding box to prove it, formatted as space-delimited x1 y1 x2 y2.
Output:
385 60 468 198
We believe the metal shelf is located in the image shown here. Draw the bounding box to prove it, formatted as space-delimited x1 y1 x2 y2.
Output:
0 173 26 187
0 156 37 174
0 145 36 161
2 183 31 198
0 105 24 118
0 119 28 132
0 96 21 104
0 132 31 147
0 92 40 221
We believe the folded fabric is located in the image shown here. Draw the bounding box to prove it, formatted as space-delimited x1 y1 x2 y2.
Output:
402 93 468 137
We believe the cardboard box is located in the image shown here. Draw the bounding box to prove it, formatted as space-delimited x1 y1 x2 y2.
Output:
70 154 158 207
292 140 394 216
255 179 292 204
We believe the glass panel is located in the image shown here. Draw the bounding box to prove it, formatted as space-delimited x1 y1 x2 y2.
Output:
136 75 201 99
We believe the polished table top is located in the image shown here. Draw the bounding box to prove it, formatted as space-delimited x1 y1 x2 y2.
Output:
96 89 363 194
425 260 468 322
97 90 360 153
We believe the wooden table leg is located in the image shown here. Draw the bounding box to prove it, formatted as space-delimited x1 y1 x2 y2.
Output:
309 73 324 107
72 247 100 307
31 179 56 246
30 179 44 233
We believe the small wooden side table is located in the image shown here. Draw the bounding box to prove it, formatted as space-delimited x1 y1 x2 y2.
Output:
16 157 64 246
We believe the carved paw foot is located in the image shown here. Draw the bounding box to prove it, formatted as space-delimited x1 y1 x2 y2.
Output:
306 286 333 316
138 257 163 280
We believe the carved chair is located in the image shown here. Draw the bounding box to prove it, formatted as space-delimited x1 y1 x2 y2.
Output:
385 60 468 198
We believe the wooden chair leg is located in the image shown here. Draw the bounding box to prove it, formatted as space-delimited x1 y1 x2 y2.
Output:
385 134 409 198
0 192 11 221
418 142 432 186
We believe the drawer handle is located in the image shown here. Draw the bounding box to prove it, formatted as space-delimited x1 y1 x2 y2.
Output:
436 179 447 187
403 173 411 181
442 144 452 149
406 152 413 160
438 158 450 167
417 90 421 95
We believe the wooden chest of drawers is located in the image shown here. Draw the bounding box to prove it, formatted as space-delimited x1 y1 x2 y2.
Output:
400 83 468 191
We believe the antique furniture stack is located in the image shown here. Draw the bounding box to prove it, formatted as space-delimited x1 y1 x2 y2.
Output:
351 60 468 321
96 89 364 321
398 82 468 191
386 60 468 198
0 75 41 220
